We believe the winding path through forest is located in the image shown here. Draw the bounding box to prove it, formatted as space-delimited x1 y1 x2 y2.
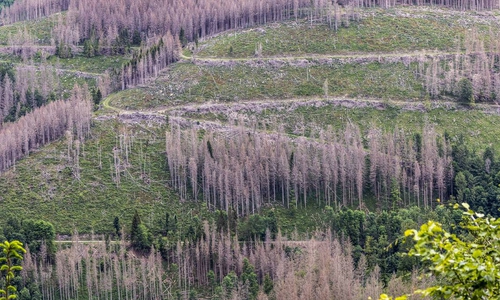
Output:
96 49 500 133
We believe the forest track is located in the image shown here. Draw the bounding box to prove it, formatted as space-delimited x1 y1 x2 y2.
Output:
98 48 500 126
99 93 500 131
180 50 466 62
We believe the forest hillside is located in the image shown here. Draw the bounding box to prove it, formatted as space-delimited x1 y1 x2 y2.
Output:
0 0 499 298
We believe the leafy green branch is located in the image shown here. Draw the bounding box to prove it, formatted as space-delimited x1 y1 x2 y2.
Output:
380 203 500 300
0 241 26 300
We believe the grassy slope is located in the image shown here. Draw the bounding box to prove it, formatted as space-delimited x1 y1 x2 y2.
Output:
177 100 500 152
45 54 129 74
110 61 424 110
0 119 203 234
0 12 59 45
193 7 489 58
262 105 500 152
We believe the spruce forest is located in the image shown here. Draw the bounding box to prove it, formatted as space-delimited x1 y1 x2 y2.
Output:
1 0 500 298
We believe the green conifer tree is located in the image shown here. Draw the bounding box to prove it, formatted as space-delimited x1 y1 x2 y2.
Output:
241 258 259 300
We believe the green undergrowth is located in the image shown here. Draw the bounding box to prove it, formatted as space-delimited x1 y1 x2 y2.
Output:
0 119 207 234
45 54 129 74
0 52 20 63
262 204 329 236
0 13 60 45
106 88 165 111
244 104 500 152
109 61 424 110
194 7 471 58
59 74 97 96
0 117 366 236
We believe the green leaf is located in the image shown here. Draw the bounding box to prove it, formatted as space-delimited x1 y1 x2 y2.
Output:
404 229 416 237
473 250 482 258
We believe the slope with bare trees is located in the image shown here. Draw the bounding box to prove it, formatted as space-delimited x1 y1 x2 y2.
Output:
1 1 500 299
0 84 92 173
